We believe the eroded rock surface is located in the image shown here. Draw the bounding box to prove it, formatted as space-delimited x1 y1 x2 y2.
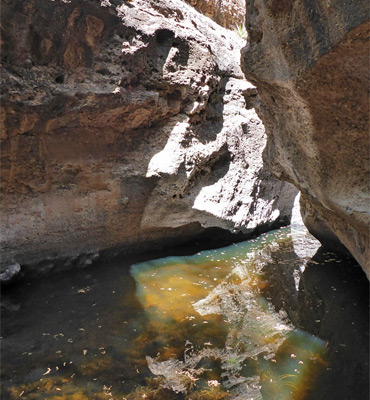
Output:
184 0 245 28
241 0 370 276
1 0 296 276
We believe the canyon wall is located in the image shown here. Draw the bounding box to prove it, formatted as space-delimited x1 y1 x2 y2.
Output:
0 0 297 278
184 0 245 28
241 0 370 277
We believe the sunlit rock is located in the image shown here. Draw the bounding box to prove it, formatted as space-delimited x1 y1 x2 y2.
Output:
183 0 245 29
1 0 296 274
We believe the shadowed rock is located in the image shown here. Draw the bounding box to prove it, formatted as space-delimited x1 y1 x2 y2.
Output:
241 0 370 277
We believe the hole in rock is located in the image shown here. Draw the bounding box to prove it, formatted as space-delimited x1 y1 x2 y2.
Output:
55 75 64 84
156 29 175 45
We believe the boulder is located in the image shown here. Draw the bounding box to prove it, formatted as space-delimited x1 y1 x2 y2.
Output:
241 0 370 277
0 263 21 284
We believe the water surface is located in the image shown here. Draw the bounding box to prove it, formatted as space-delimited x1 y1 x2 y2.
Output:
1 226 368 399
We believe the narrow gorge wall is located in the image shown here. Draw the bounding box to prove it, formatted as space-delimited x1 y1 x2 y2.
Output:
0 0 297 277
183 0 245 28
241 0 370 277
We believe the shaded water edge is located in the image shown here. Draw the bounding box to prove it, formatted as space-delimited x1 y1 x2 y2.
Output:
1 224 369 400
1 218 291 284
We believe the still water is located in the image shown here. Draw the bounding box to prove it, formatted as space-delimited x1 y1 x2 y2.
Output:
1 225 369 400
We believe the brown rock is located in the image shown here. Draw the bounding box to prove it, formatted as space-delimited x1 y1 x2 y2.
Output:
85 15 105 51
1 0 296 276
241 0 370 276
183 0 245 28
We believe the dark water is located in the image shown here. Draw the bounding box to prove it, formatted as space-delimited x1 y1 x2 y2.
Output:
1 226 368 400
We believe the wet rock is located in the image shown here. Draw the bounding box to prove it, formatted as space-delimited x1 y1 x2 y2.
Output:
1 0 296 275
0 263 21 283
241 0 370 277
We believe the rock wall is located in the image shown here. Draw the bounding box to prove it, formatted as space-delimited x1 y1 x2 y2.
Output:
0 0 297 277
241 0 370 277
184 0 245 28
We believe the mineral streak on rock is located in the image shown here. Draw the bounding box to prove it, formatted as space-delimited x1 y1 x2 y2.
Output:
1 0 296 275
241 0 370 277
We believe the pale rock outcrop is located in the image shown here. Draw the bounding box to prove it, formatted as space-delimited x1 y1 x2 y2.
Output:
1 0 296 276
184 0 245 28
241 0 370 277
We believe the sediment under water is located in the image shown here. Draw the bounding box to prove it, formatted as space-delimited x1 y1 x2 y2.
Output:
1 225 368 400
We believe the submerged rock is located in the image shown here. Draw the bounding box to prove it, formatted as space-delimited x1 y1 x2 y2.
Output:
1 0 296 275
241 0 370 277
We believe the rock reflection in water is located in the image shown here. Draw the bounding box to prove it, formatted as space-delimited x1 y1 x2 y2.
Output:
259 237 369 400
131 228 329 399
1 224 368 400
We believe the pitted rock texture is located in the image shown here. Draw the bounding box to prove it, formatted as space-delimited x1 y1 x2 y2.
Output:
1 0 297 275
184 0 245 28
241 0 370 277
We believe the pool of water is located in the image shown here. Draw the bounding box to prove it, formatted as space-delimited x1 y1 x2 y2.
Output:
1 226 369 400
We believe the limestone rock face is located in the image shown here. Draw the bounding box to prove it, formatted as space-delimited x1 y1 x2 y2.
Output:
184 0 245 28
1 0 296 274
241 0 370 277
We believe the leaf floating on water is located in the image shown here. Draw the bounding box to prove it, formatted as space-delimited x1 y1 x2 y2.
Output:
43 368 51 375
77 286 90 294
